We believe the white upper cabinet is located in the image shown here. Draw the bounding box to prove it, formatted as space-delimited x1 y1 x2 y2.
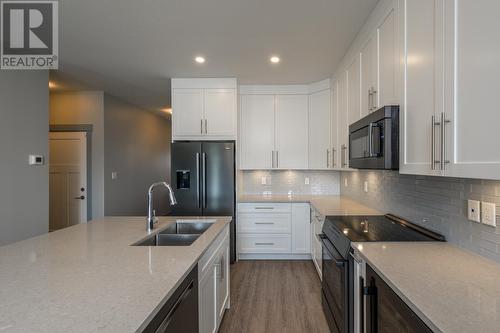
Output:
360 36 377 117
400 0 444 176
347 55 362 126
337 71 349 169
240 95 275 169
172 78 237 141
376 2 398 107
275 95 309 169
445 0 500 180
204 89 237 137
172 89 204 137
309 88 331 169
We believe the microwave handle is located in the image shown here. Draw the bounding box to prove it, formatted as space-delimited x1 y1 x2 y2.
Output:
368 122 380 158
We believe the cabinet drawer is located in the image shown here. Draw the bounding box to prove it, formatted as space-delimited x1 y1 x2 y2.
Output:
237 214 291 234
237 234 291 254
238 202 291 214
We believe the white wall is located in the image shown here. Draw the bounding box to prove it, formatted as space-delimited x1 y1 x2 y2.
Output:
49 91 105 219
0 71 49 246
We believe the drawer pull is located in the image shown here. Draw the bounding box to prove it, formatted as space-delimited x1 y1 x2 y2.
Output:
255 222 274 225
254 207 274 210
255 242 275 246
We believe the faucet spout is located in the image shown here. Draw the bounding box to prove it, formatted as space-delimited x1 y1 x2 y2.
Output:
147 182 177 231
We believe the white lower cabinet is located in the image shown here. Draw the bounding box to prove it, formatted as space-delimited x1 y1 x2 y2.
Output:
199 225 230 333
237 202 310 259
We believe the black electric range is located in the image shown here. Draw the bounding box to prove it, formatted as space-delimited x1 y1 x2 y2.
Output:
320 214 445 333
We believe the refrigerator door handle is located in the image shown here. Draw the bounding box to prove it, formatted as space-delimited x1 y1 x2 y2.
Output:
196 153 201 208
202 152 207 209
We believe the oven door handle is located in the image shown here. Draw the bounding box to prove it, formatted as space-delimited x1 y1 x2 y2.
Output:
320 235 347 267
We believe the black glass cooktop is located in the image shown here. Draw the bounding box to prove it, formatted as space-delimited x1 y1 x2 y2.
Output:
323 214 445 243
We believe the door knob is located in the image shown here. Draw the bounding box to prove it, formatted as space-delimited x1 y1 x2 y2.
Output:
74 195 85 200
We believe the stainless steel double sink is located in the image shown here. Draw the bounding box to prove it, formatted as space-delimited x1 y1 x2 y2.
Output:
133 220 215 246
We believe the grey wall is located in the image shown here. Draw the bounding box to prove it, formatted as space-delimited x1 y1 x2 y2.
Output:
49 91 105 219
104 95 171 216
0 71 49 246
341 170 500 262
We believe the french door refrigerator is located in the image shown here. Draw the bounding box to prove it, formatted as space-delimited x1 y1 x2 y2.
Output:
170 142 236 263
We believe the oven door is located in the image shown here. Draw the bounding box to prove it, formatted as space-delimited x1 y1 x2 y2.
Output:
321 235 348 333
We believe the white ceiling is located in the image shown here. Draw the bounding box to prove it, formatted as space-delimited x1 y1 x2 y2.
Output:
51 0 378 111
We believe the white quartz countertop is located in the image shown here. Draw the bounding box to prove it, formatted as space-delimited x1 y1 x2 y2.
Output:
238 194 381 216
0 216 231 333
353 242 500 333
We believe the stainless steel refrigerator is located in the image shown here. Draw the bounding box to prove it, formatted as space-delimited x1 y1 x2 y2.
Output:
170 142 236 263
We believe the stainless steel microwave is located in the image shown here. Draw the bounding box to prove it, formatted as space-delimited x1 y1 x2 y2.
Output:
348 105 399 170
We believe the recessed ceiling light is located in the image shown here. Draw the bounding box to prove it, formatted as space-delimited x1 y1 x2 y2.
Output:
195 56 205 64
270 56 280 64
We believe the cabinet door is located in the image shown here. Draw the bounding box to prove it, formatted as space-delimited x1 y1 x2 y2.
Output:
347 54 362 126
331 82 339 168
216 240 230 325
446 0 500 180
376 2 398 107
199 264 217 333
361 36 377 117
204 89 236 138
337 71 349 169
172 89 204 138
309 89 331 169
275 95 309 169
400 0 443 176
291 203 311 254
240 95 275 169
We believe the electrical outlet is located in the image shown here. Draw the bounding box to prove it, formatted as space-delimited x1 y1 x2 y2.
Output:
481 202 496 227
304 177 310 185
364 181 368 193
344 178 348 187
111 171 118 180
467 200 480 223
261 177 266 185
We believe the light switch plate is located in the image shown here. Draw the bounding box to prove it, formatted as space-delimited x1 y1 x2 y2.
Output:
481 202 496 227
304 177 310 185
467 200 481 223
344 178 348 187
364 181 369 193
111 171 118 180
261 177 266 185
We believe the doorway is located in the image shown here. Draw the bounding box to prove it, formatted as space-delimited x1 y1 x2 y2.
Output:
49 131 88 231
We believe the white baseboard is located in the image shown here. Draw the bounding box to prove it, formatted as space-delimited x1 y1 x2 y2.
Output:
237 253 312 260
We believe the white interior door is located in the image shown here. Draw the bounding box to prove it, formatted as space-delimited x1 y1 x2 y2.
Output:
49 132 87 231
275 95 309 169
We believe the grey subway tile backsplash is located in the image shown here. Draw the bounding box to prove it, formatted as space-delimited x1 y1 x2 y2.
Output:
341 170 500 263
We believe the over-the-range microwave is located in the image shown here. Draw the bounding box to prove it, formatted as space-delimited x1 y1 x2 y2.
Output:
348 105 399 170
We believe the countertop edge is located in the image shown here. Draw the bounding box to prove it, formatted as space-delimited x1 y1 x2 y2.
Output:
352 243 443 333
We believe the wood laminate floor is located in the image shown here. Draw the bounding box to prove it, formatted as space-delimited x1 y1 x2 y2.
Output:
218 260 330 333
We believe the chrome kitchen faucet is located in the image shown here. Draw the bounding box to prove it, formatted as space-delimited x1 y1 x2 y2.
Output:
147 182 177 231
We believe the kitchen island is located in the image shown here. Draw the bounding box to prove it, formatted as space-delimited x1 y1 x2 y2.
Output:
0 216 232 333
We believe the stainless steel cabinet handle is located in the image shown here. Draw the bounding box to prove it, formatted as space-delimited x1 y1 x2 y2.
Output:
220 256 224 281
204 119 208 134
332 147 336 168
372 88 377 110
342 144 348 168
74 195 85 200
255 207 274 210
431 116 441 170
255 242 275 246
441 112 450 170
276 151 279 168
326 149 330 168
368 88 373 112
200 119 203 134
255 222 275 225
271 151 275 168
